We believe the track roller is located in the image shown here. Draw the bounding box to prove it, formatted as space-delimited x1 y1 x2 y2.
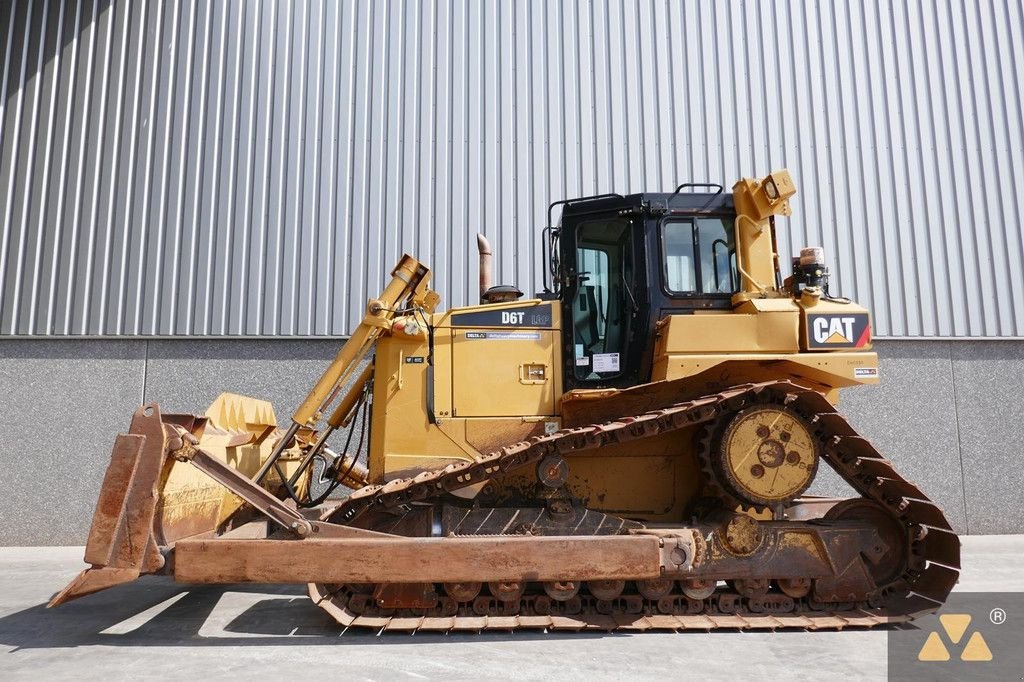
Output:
777 577 811 598
588 580 625 601
732 578 770 598
637 578 674 600
681 578 717 600
444 582 482 602
543 580 580 601
488 581 525 602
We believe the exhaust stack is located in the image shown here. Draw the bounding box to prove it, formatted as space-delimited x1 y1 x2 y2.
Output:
477 233 493 303
476 234 524 304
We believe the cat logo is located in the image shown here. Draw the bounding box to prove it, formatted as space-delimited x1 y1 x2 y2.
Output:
807 313 871 349
917 614 993 662
812 316 855 344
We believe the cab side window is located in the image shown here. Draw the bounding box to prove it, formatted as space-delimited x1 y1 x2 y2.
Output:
664 222 696 292
663 217 737 295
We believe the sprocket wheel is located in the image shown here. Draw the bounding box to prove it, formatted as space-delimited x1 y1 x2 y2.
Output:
714 404 819 508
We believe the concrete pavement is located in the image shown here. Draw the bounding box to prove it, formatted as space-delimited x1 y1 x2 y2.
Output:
0 535 1021 681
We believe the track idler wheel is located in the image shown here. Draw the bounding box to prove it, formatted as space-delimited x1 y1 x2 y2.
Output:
715 405 819 508
824 498 908 586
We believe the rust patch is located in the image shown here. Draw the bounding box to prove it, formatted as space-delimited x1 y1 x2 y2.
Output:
464 419 546 455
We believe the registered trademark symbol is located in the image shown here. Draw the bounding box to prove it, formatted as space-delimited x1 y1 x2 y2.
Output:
990 607 1007 625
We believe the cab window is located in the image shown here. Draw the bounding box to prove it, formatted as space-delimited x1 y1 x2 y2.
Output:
663 217 737 295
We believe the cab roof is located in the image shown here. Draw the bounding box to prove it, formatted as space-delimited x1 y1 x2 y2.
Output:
557 190 735 223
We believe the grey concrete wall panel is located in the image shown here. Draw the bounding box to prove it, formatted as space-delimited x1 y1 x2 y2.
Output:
143 338 341 427
837 341 968 534
0 339 146 546
950 342 1024 535
2 0 1023 338
0 337 344 546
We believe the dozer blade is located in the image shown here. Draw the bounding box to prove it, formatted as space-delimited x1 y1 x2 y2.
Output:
49 404 169 607
50 393 315 608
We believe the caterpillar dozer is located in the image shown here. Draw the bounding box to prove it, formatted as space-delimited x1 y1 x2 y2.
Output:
51 170 959 632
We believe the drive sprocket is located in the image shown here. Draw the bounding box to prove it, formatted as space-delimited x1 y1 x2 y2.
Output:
713 404 819 509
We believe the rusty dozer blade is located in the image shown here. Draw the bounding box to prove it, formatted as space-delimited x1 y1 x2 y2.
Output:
49 404 169 607
50 393 320 607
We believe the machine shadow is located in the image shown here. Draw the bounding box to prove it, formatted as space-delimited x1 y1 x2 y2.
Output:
0 577 622 649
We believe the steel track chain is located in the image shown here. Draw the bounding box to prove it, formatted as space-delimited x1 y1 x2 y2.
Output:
323 380 960 629
309 582 907 632
779 384 961 618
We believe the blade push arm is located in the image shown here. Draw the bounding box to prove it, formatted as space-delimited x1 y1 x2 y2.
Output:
254 254 439 483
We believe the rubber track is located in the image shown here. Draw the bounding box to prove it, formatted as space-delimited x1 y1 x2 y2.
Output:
320 380 960 631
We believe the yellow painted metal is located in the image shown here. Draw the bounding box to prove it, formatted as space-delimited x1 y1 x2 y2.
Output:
156 393 308 544
652 293 876 401
489 427 701 522
292 255 434 428
651 351 879 389
325 362 375 429
719 406 818 505
563 447 692 519
548 430 698 521
731 169 797 301
367 334 472 484
654 307 799 355
368 299 564 484
450 329 556 417
441 300 562 421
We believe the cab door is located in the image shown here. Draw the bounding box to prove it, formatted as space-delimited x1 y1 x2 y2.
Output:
561 214 646 390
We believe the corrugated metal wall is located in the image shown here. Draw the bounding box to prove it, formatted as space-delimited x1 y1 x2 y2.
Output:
1 0 1022 337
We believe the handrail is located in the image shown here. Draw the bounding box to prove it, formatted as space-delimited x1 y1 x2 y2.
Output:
665 181 724 206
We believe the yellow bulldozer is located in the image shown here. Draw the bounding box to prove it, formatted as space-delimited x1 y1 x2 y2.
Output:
50 170 959 631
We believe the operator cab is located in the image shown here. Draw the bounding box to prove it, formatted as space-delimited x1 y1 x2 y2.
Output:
546 189 738 391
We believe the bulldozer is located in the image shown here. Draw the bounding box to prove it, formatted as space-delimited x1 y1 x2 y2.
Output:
50 170 959 632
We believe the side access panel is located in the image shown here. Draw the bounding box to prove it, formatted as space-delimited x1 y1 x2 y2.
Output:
450 329 557 417
445 301 561 418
